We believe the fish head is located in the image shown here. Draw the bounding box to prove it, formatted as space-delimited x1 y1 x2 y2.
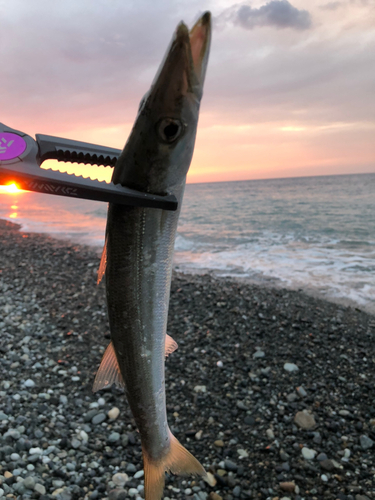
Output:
112 12 211 195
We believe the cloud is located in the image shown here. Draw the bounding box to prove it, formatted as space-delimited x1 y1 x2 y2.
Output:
226 1 312 31
320 2 343 10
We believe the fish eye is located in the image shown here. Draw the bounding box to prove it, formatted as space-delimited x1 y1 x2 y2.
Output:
157 118 183 143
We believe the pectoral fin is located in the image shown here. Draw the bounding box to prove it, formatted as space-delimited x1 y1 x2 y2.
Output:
165 334 178 357
97 236 107 285
93 342 125 392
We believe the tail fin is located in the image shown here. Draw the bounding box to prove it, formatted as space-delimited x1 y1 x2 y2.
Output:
143 430 205 500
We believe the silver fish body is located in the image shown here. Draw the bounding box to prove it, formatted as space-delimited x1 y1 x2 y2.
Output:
94 13 211 500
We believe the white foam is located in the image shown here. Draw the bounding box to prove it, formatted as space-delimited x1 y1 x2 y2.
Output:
174 235 375 314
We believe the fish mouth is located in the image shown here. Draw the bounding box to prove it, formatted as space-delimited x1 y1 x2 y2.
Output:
151 12 211 100
188 12 211 88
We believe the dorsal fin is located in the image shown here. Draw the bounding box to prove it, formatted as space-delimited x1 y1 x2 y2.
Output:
165 334 178 357
93 342 125 392
97 236 107 285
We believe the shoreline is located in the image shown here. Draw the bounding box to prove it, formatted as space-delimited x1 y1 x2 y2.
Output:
1 219 375 500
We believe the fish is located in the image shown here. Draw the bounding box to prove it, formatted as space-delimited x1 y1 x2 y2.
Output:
93 12 211 500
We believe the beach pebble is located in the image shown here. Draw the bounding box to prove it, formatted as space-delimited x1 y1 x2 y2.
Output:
23 379 35 388
59 395 68 405
301 447 316 460
214 439 224 447
237 448 248 458
204 472 217 487
294 410 316 429
359 435 374 450
133 470 144 479
92 413 106 425
34 484 46 495
112 473 129 487
224 459 238 471
195 430 203 440
283 363 299 372
108 489 127 500
253 350 265 359
279 482 295 492
108 432 120 443
266 428 275 439
296 386 307 397
232 486 241 497
194 385 206 393
208 494 223 500
216 361 223 368
108 407 120 420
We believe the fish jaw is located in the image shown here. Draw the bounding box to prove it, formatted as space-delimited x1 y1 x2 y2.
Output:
112 12 211 195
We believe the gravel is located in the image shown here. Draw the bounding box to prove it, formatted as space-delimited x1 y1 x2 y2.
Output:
0 219 375 499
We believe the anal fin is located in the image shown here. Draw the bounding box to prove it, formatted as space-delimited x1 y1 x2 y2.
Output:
93 342 125 392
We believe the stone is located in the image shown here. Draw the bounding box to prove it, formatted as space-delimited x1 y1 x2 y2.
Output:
23 476 36 490
301 447 316 460
296 386 307 398
108 489 127 500
195 430 203 440
224 460 238 471
133 470 144 479
237 448 248 458
284 363 299 372
266 428 275 439
34 483 46 495
294 410 316 430
92 413 106 425
126 463 137 473
236 401 248 410
24 379 35 388
208 494 223 500
112 473 129 487
232 486 241 497
359 435 374 450
203 472 216 487
108 407 120 420
71 438 81 449
108 432 120 443
253 350 265 359
128 488 138 497
194 385 207 393
214 440 224 447
279 482 295 492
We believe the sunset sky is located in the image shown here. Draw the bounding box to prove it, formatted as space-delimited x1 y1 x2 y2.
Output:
2 0 374 184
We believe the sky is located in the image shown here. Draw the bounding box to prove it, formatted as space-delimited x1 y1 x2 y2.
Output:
1 0 374 184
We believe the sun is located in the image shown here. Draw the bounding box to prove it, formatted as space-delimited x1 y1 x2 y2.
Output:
0 183 22 194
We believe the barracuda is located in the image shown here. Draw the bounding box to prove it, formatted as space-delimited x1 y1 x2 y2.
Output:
93 13 211 500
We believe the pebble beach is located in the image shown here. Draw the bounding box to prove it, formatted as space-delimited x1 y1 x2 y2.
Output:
0 218 374 500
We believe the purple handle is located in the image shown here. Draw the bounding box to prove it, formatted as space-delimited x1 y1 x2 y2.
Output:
0 132 27 161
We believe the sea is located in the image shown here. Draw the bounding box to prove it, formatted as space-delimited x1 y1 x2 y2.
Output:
1 173 374 314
